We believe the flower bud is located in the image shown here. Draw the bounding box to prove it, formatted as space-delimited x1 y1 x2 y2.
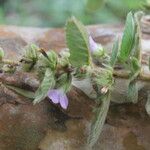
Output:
89 36 104 57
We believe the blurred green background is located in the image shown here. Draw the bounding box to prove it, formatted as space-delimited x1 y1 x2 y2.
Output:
0 0 149 27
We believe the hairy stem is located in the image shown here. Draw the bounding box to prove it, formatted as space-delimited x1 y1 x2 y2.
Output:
1 59 150 82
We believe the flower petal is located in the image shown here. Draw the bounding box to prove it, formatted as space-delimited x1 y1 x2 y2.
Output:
47 89 59 104
89 36 98 53
59 92 68 109
48 89 69 109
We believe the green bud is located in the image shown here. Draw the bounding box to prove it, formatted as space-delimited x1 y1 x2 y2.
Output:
24 44 39 61
92 45 104 58
58 49 70 67
47 51 58 70
21 44 39 72
38 50 58 72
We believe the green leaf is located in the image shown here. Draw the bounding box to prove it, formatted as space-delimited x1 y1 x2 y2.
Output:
88 92 111 147
130 57 140 73
119 12 135 62
127 81 138 103
110 38 119 67
145 92 150 116
132 11 144 59
66 16 91 67
131 33 140 59
6 85 35 99
127 59 140 104
129 57 140 81
0 47 4 60
126 12 143 91
33 68 55 104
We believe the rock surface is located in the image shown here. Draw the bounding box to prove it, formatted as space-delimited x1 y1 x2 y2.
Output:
0 24 150 150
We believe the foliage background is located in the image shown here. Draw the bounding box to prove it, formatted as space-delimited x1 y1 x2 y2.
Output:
0 0 149 27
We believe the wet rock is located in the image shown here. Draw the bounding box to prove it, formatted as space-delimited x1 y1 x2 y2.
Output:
37 28 66 52
66 86 94 119
0 72 40 90
0 101 51 150
0 26 27 60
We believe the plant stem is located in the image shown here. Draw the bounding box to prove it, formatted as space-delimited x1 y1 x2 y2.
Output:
1 59 150 82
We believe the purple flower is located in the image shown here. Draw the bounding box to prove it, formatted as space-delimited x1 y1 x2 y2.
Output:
48 89 68 109
89 36 103 54
89 36 99 53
